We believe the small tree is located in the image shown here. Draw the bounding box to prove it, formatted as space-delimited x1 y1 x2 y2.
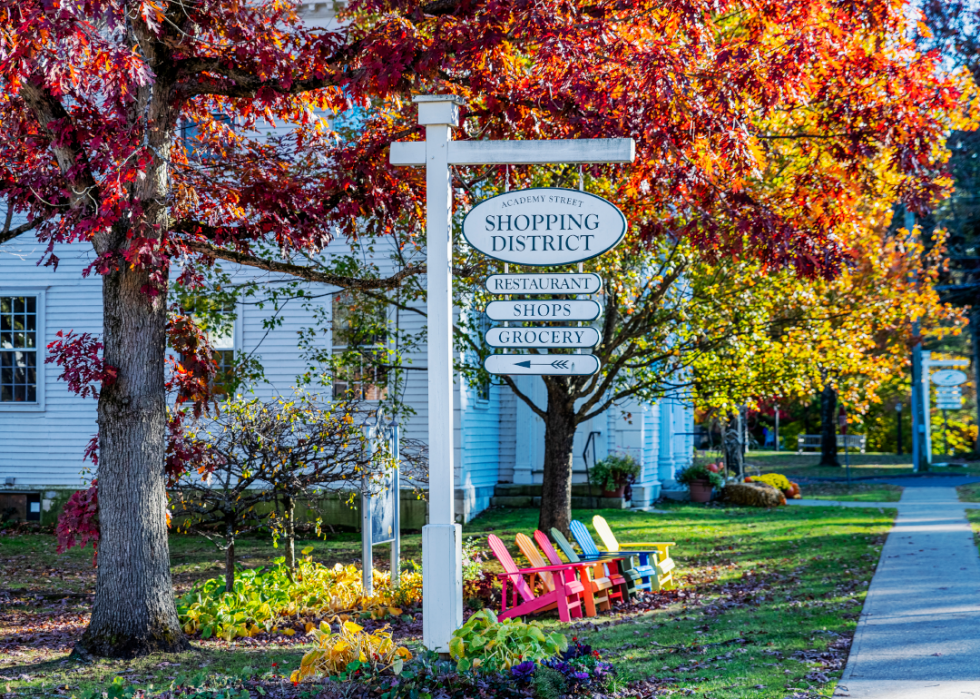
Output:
169 394 383 591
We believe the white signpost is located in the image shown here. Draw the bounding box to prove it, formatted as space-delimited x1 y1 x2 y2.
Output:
390 95 634 652
920 353 970 465
484 273 602 295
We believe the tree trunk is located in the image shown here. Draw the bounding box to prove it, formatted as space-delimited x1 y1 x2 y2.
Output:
284 495 296 575
972 307 980 453
723 412 744 478
225 538 236 593
74 263 188 659
819 383 840 466
538 381 577 537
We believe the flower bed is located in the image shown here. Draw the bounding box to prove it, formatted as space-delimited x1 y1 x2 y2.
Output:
177 554 422 641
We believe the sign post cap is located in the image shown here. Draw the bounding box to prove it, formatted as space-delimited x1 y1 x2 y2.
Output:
412 94 467 126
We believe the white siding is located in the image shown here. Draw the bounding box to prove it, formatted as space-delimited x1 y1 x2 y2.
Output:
0 239 102 488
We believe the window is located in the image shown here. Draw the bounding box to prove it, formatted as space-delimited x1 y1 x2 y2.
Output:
209 307 237 394
332 291 388 401
1 296 39 403
179 298 238 395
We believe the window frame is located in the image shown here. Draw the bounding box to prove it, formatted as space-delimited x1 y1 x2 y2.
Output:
330 291 389 402
473 311 491 407
0 288 46 412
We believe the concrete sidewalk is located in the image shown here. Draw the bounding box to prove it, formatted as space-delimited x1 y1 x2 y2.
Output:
834 485 980 698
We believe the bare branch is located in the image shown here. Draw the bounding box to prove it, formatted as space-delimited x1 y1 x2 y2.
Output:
179 237 426 291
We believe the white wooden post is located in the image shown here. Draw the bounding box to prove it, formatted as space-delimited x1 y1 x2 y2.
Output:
415 95 465 653
390 95 635 652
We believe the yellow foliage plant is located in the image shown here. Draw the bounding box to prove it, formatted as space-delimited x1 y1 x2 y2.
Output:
291 621 412 682
749 473 791 492
177 555 422 642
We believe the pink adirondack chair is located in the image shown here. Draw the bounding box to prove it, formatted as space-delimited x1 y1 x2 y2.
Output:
487 534 586 622
533 530 622 614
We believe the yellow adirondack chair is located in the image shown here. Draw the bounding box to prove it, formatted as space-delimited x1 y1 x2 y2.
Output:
592 515 676 591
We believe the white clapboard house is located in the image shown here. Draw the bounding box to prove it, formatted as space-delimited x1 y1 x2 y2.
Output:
0 1 693 525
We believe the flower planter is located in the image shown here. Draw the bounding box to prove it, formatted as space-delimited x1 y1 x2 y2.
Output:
601 483 627 498
688 479 713 503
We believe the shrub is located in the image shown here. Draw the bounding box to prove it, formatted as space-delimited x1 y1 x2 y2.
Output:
291 620 412 681
590 453 641 490
749 473 791 491
177 554 422 641
448 609 567 672
676 463 725 488
510 637 616 697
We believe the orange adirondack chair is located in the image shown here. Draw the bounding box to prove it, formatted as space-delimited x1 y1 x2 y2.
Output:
533 530 623 613
487 534 586 622
515 533 603 617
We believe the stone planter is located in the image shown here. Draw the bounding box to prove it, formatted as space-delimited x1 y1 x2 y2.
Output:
688 479 713 503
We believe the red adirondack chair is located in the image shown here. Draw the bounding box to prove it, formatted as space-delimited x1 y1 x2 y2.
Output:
487 534 586 622
533 530 623 614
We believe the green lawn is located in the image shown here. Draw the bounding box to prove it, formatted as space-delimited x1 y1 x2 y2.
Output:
0 502 894 699
957 482 980 503
802 482 903 502
745 451 980 479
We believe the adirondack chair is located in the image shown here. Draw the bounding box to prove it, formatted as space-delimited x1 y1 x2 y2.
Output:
487 534 586 622
551 527 637 601
515 533 602 617
533 530 622 612
569 520 654 595
592 515 676 591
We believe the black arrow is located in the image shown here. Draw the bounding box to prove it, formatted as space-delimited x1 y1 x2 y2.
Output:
515 359 571 370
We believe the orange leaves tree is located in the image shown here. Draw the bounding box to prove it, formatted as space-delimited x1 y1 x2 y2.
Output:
0 0 971 654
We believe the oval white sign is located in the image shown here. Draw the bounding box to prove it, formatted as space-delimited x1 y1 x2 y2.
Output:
932 369 967 387
485 299 601 322
486 326 600 348
462 188 627 266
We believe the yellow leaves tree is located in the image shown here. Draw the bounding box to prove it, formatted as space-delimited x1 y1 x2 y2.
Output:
691 201 964 464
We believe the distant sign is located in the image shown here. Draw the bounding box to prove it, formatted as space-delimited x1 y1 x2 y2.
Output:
486 326 600 349
485 353 601 376
485 299 601 322
485 273 602 295
462 188 627 266
932 369 968 387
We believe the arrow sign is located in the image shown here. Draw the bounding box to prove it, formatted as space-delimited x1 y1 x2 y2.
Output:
485 299 601 322
484 353 601 376
486 326 600 348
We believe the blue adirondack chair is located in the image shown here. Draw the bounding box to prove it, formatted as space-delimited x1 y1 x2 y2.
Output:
569 520 654 595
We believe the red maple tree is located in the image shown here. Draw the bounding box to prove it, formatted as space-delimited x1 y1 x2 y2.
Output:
0 0 972 657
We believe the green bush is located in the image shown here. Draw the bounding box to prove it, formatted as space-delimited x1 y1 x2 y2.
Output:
447 609 567 672
676 463 724 488
590 452 641 490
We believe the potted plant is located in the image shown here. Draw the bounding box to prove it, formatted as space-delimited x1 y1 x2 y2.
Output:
676 462 725 503
590 453 641 498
